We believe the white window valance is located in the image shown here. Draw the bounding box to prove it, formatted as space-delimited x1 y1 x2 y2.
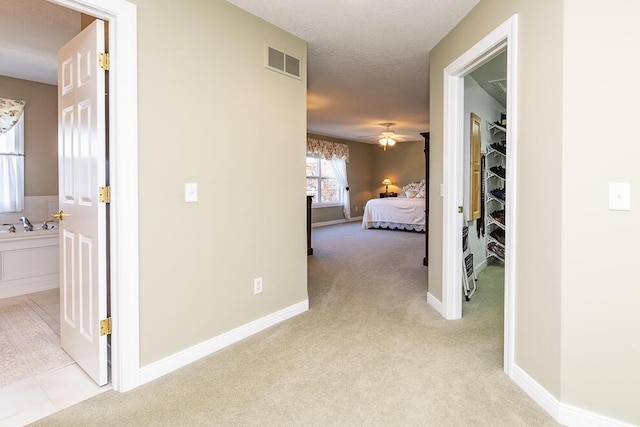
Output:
306 138 349 162
0 97 27 135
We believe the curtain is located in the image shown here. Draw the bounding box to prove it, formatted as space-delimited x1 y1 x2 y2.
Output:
330 156 350 219
307 138 349 162
0 114 25 212
0 97 26 135
307 137 351 219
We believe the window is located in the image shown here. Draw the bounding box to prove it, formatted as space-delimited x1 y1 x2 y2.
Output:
0 115 25 213
306 155 342 205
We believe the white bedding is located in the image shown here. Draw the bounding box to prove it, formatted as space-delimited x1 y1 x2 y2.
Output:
362 197 426 232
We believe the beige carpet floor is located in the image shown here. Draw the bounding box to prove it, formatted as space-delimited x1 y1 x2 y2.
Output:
0 296 73 388
34 222 558 426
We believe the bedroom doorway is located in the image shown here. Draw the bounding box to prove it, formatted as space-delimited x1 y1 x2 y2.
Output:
441 15 518 376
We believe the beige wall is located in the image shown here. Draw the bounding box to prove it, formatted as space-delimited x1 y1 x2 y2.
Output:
370 139 425 196
311 205 342 224
0 76 58 196
432 0 639 423
430 0 564 399
561 1 640 423
130 0 308 365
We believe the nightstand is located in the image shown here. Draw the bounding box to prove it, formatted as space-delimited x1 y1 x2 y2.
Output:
380 192 398 198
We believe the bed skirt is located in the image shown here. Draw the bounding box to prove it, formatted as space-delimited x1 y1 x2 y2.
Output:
363 221 425 233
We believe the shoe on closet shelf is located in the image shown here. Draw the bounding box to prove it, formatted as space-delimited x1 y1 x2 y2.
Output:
489 209 505 224
489 165 506 178
490 188 506 202
490 142 507 154
490 229 505 245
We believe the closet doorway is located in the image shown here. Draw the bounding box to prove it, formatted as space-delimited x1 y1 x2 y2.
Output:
441 15 518 376
461 51 507 306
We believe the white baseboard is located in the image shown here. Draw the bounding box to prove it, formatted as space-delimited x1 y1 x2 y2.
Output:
474 257 488 276
511 364 560 420
312 216 363 228
139 299 309 385
0 276 58 299
312 219 348 228
426 292 443 315
512 364 633 427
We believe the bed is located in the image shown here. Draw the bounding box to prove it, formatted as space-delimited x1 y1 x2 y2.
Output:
362 180 426 232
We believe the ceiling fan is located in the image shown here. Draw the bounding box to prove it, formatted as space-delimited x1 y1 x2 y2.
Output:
357 122 412 150
378 123 396 151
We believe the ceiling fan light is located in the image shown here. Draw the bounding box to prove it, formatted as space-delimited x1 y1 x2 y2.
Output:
379 138 387 146
387 138 396 146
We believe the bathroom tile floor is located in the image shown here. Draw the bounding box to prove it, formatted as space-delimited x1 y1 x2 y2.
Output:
0 290 110 427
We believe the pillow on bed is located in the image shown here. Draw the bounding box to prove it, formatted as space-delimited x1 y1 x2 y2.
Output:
404 190 417 198
402 180 425 196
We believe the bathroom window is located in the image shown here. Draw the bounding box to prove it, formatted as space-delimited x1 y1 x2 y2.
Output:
0 114 25 212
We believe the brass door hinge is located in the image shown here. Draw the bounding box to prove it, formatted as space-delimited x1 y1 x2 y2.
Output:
99 186 111 203
100 317 112 336
99 52 110 70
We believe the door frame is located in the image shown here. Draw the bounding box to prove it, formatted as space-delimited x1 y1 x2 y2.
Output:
441 15 518 377
50 0 140 392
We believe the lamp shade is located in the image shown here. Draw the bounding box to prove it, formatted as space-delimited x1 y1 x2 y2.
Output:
382 178 392 186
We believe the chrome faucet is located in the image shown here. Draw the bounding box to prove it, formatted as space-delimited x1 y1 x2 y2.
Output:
2 223 16 233
19 216 34 231
41 220 54 230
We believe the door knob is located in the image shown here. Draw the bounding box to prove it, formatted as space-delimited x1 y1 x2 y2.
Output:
51 210 69 221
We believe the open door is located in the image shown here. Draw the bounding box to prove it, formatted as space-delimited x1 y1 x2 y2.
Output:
57 19 108 386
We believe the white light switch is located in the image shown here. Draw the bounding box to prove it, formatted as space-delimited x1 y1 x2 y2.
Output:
185 183 198 203
609 182 630 211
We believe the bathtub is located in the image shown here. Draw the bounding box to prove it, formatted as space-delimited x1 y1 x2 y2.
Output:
0 222 59 299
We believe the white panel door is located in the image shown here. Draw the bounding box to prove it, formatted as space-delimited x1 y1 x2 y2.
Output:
57 19 108 386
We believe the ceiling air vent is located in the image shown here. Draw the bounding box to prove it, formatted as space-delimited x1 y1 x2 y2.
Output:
266 46 301 80
489 78 507 93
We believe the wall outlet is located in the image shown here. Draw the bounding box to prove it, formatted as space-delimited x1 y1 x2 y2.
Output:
355 206 358 212
253 277 263 295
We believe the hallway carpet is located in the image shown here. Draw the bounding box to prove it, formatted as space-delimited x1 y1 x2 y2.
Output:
35 222 558 426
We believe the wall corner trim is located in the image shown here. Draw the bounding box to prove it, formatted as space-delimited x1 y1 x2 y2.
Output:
512 364 633 427
426 292 443 315
139 300 309 385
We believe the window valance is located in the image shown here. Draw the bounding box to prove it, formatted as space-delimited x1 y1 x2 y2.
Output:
0 97 26 135
306 138 349 162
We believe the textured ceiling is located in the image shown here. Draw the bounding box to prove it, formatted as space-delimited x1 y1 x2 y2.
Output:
0 0 483 144
226 0 481 143
0 0 80 85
